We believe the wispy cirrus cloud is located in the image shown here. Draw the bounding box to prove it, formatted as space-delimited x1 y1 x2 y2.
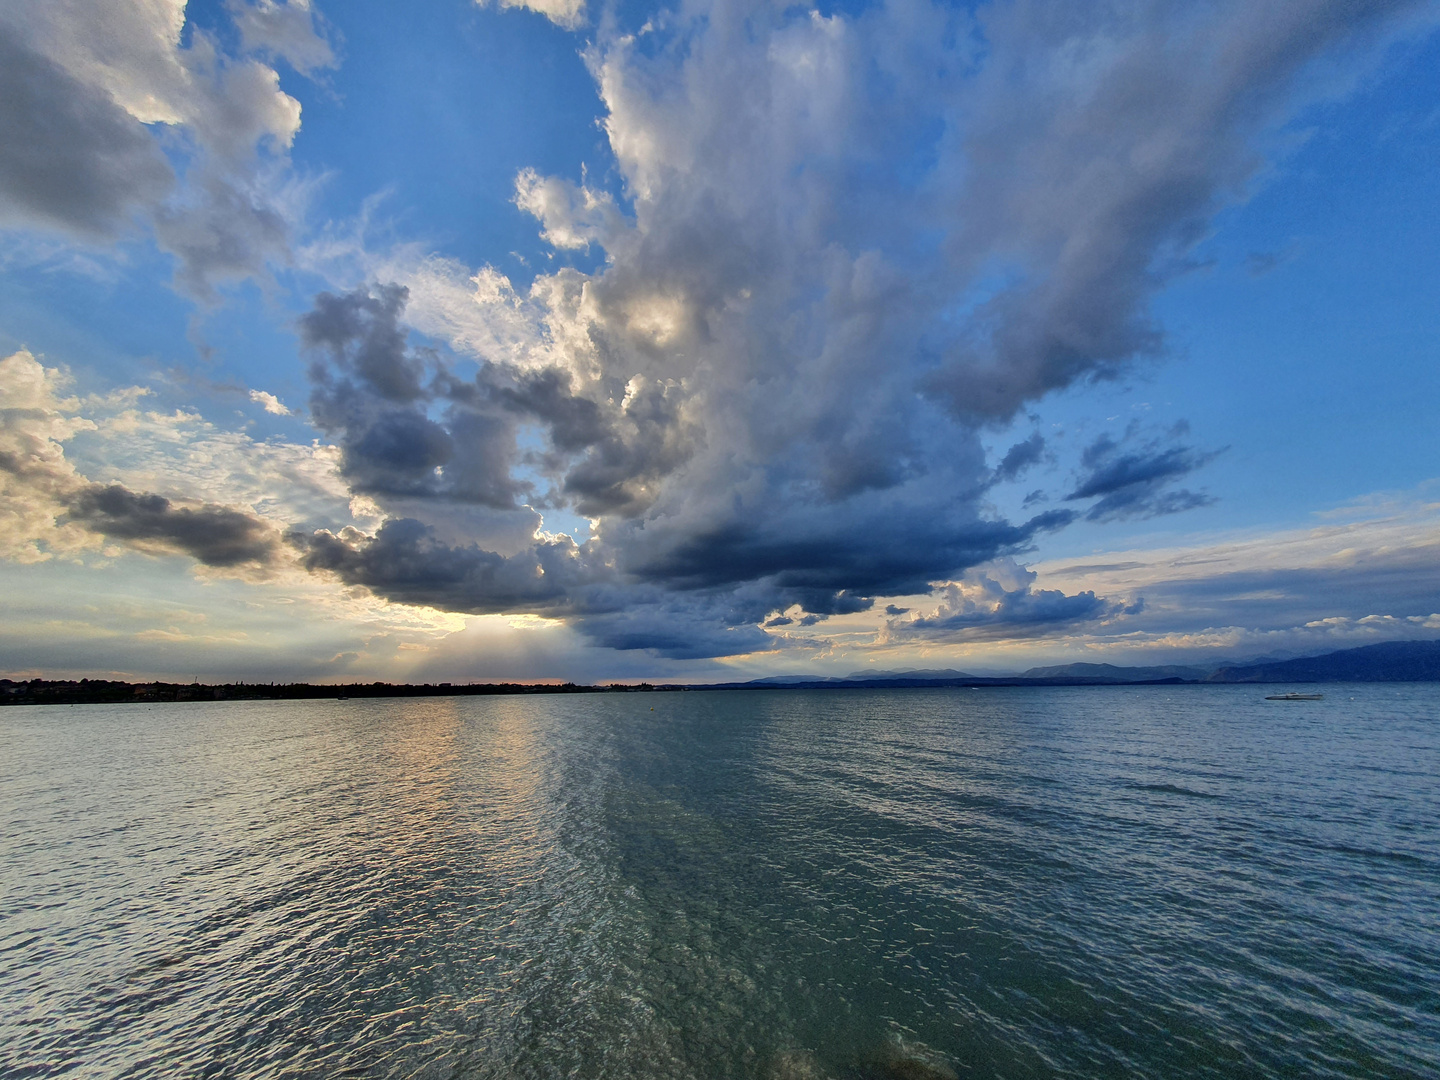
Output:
1066 422 1223 521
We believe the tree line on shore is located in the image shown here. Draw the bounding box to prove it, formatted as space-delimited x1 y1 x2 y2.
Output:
0 679 665 706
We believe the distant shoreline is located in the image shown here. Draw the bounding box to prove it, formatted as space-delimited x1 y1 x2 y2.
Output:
5 638 1438 708
0 676 1245 708
2 676 1203 707
4 671 1439 708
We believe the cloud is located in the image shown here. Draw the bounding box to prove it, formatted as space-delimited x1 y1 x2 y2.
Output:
477 0 586 31
900 559 1136 641
288 517 777 658
568 603 771 659
513 168 624 251
249 389 291 415
0 347 331 571
0 349 99 562
0 26 175 238
64 483 281 567
921 0 1434 419
294 517 581 612
10 0 1421 663
301 284 528 508
267 0 1439 657
0 0 312 296
993 432 1046 483
1066 423 1221 521
153 169 295 300
226 0 337 76
1019 491 1440 660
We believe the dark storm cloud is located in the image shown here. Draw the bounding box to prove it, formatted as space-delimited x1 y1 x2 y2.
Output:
65 483 280 567
557 376 696 518
293 518 583 612
993 433 1046 483
287 508 1075 647
463 361 697 517
572 607 771 660
284 265 1088 648
625 510 1075 601
303 285 526 507
289 518 780 658
1066 425 1221 521
0 27 173 237
302 285 426 402
488 367 609 452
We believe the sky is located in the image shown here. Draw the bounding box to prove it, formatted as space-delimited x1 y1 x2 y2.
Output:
1 0 1438 684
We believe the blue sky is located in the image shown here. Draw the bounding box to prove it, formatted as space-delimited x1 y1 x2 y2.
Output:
1 0 1438 683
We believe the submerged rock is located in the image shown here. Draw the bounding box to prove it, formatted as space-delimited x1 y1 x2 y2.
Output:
767 1048 830 1080
881 1059 958 1080
868 1036 959 1080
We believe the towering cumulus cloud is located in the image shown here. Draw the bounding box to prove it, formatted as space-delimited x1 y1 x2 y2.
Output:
286 0 1434 656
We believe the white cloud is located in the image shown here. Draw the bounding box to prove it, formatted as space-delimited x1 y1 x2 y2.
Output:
249 388 291 415
227 0 336 76
476 0 585 31
0 349 100 562
0 345 364 571
0 0 318 294
513 168 627 252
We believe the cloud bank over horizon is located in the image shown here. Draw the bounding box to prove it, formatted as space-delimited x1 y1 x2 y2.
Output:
2 0 1439 677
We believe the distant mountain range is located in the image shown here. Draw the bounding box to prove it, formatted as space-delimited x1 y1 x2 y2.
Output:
1202 640 1440 683
725 640 1440 688
6 642 1437 708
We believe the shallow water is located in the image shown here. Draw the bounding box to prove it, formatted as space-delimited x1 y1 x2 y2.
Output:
1 685 1437 1079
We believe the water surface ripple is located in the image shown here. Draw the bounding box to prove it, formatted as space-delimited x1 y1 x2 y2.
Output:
1 686 1436 1078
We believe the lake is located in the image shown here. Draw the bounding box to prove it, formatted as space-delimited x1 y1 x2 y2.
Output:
2 685 1437 1078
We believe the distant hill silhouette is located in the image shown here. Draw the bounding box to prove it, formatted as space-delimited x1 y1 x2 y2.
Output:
7 641 1438 706
1020 662 1211 682
722 641 1440 688
1206 640 1440 683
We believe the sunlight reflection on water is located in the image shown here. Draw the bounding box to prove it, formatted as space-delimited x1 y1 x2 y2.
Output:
1 686 1437 1078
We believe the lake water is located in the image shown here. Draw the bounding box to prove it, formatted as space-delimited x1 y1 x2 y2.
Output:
1 685 1437 1079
